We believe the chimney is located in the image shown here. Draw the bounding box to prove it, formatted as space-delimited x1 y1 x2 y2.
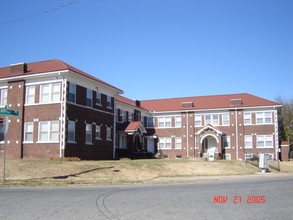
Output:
10 62 27 75
135 100 140 107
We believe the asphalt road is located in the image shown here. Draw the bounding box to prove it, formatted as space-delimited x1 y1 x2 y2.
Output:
0 174 293 220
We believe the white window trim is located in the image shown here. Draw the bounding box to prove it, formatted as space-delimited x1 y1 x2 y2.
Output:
157 117 172 128
107 96 112 109
25 85 35 105
256 112 273 125
194 115 202 127
158 137 172 149
221 113 230 126
85 123 93 145
106 126 112 141
96 92 102 106
244 113 252 125
68 83 76 103
39 83 61 104
175 116 182 128
86 89 93 107
37 121 59 143
256 135 274 148
23 122 34 143
223 136 231 148
204 114 219 126
0 88 8 107
95 124 102 140
224 154 231 160
175 137 182 149
244 135 253 149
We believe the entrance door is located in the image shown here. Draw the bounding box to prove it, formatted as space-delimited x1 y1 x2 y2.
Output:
203 136 217 153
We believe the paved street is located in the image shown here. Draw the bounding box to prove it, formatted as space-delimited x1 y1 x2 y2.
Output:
1 174 293 220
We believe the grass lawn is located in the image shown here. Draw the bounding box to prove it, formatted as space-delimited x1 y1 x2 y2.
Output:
0 158 287 187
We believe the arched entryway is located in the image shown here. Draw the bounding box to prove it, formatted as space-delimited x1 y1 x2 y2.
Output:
202 135 217 154
133 132 143 152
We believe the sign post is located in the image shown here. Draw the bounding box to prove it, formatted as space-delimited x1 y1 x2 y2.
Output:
1 105 19 182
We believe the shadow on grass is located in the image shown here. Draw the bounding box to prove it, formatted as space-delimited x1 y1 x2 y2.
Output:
30 166 115 180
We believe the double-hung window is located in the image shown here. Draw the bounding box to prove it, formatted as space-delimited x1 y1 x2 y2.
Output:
106 127 112 141
158 137 172 149
96 92 101 105
67 121 76 143
0 88 8 107
86 89 93 107
24 122 34 143
175 137 182 149
204 114 219 126
25 86 35 104
222 113 230 126
158 117 172 128
175 116 181 127
40 83 60 103
85 123 92 144
68 83 76 103
223 136 230 148
107 96 112 108
257 135 273 148
194 115 202 127
244 113 252 125
95 125 101 140
244 135 253 148
38 121 59 142
256 112 272 124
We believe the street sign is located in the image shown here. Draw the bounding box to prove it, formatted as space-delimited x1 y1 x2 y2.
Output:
0 107 19 116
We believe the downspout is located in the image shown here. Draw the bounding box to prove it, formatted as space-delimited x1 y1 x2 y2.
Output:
186 111 189 159
113 97 117 159
274 108 279 160
59 76 67 158
235 108 239 160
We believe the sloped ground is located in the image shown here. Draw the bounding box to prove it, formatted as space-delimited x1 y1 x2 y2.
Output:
0 158 279 187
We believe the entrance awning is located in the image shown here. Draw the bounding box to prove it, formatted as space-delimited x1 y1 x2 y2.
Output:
124 121 147 135
195 124 224 136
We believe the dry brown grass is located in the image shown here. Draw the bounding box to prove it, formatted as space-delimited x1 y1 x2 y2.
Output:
270 160 293 173
0 158 260 187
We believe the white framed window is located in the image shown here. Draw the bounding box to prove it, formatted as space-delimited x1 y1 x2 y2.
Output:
194 136 199 149
128 112 134 122
67 120 76 143
204 114 219 126
257 135 273 148
0 88 7 107
222 113 230 126
224 154 231 160
256 112 272 124
121 110 127 122
194 115 202 127
175 137 182 149
158 137 172 149
175 116 181 127
106 126 112 141
95 125 101 140
158 117 172 128
96 92 101 105
24 122 34 143
107 96 112 109
119 135 127 149
25 86 35 104
40 83 60 103
38 121 59 142
85 123 92 144
86 89 93 107
223 136 230 148
244 113 252 125
68 83 76 103
244 135 253 148
245 153 254 160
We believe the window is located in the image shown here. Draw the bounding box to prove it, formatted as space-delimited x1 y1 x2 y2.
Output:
24 122 33 142
223 136 230 148
40 83 60 103
175 116 181 127
85 123 92 144
244 135 253 148
158 137 172 149
222 113 230 126
256 112 272 124
158 117 172 128
204 114 219 126
68 83 76 103
121 110 127 122
38 121 59 142
128 113 134 122
96 92 101 105
67 121 75 143
106 127 112 140
147 117 154 127
95 125 101 140
244 113 251 125
245 153 254 160
25 86 35 104
107 96 112 108
86 89 93 107
175 137 182 149
0 88 8 106
194 115 202 127
257 135 273 148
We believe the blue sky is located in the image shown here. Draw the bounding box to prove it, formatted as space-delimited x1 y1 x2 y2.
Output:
0 0 292 101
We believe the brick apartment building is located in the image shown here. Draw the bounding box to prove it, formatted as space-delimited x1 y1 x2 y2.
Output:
0 59 281 160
